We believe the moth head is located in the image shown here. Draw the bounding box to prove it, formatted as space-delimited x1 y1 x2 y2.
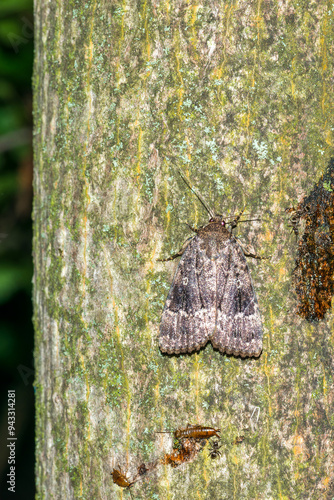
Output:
209 215 225 226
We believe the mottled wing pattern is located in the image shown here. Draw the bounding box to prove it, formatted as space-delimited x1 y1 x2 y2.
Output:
159 236 214 354
212 239 263 357
160 234 263 357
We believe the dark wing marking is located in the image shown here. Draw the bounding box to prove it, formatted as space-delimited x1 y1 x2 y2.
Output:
159 236 214 354
211 239 263 357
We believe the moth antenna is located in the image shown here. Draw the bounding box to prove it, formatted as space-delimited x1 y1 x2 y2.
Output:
165 155 215 218
233 218 263 224
176 167 215 218
224 213 253 220
229 206 246 230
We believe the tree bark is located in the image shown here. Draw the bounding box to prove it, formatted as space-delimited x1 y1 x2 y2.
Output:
33 0 334 498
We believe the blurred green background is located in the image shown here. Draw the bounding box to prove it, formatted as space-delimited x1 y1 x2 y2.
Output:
0 0 34 497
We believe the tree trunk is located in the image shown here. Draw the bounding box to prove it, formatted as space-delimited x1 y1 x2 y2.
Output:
33 1 334 498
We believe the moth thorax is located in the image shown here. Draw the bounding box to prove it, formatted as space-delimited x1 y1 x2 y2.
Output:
209 215 225 225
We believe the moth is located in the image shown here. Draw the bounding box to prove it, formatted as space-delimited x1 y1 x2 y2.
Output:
159 170 264 358
287 157 334 321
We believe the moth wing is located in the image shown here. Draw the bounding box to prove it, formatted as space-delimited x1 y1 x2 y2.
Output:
159 236 213 354
211 239 263 357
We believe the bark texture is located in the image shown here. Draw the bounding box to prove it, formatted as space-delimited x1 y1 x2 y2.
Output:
33 0 334 498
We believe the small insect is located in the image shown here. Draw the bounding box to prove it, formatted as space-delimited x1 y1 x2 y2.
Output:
137 463 148 476
111 466 134 499
158 423 221 441
159 168 264 358
288 157 334 321
232 435 245 445
208 440 222 459
174 424 221 441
